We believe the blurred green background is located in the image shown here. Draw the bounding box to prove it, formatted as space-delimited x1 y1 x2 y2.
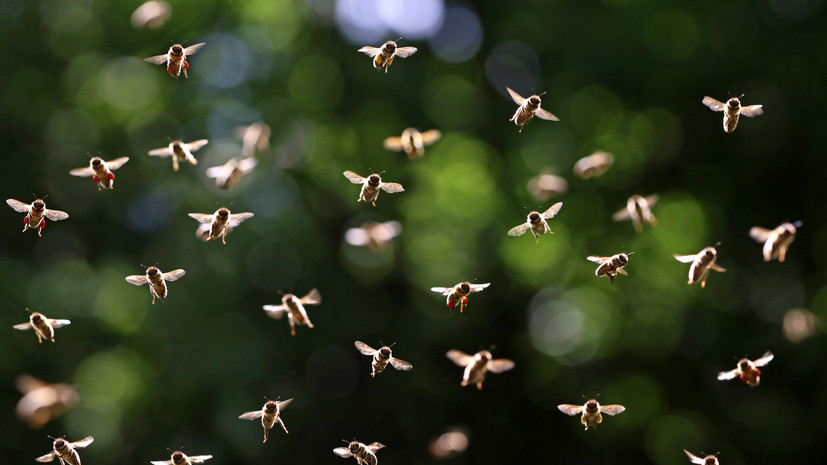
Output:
2 0 826 463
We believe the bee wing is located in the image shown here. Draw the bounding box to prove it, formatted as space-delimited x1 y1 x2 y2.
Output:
587 256 610 263
238 157 258 172
69 167 94 177
144 54 169 65
379 182 405 194
684 450 706 465
276 398 293 409
71 436 94 449
507 223 530 237
394 46 417 58
430 287 452 295
188 456 213 464
229 212 255 227
674 254 698 263
486 358 515 373
420 129 441 145
446 350 474 367
15 374 49 393
378 221 402 239
188 213 214 224
343 170 366 184
333 447 353 458
106 157 130 170
612 206 631 221
13 322 32 330
150 461 173 465
383 136 404 151
183 43 206 56
48 319 71 329
717 368 739 381
357 46 381 57
148 147 172 157
355 340 378 355
710 263 726 272
345 228 370 246
644 194 659 206
749 226 772 242
205 165 225 178
469 283 490 292
389 357 413 371
367 442 386 452
754 351 774 367
702 96 726 112
162 269 186 282
44 209 69 221
125 274 149 286
740 105 763 117
263 304 288 319
541 202 563 219
600 404 626 416
6 199 32 212
506 87 526 105
35 451 57 462
238 410 264 420
301 288 321 305
187 139 209 152
557 404 585 416
534 107 560 121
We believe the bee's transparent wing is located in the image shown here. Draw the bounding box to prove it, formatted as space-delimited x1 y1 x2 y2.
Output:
71 436 94 449
229 212 255 227
557 404 584 416
487 358 515 373
188 456 213 464
48 319 71 329
749 226 772 242
600 404 626 416
754 351 774 367
367 442 386 452
541 202 563 219
717 368 739 381
684 450 706 465
420 129 441 145
13 322 32 331
644 194 659 206
379 182 405 194
333 447 353 458
740 105 763 117
69 167 94 177
44 209 69 221
187 139 209 152
446 350 473 367
239 410 264 420
345 228 370 246
6 199 31 212
183 43 206 56
507 223 530 237
469 283 490 293
394 47 417 58
144 54 168 65
674 254 697 263
383 136 404 152
389 357 413 371
35 451 57 462
148 147 172 157
535 107 560 121
357 46 381 57
163 269 186 282
506 87 526 105
106 157 130 170
301 288 321 305
355 340 377 355
343 171 366 184
188 213 214 224
430 287 452 295
205 165 226 179
125 274 149 286
702 96 726 112
277 398 293 409
263 304 288 319
587 256 609 263
612 206 631 221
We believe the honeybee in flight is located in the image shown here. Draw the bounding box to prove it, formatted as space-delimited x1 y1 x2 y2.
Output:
333 440 385 465
188 207 254 244
674 246 725 288
35 436 93 465
263 289 321 336
148 139 209 171
573 151 613 179
14 311 71 344
354 341 413 377
205 157 258 189
612 194 658 233
125 266 186 304
587 253 632 283
527 169 568 201
717 351 774 387
358 40 417 73
446 349 514 390
145 43 205 79
702 94 763 133
430 282 490 313
557 399 626 430
343 171 404 206
6 197 69 237
345 221 402 252
15 375 79 429
383 128 441 160
749 221 801 262
507 202 563 243
235 122 271 158
69 156 130 191
506 87 559 132
151 451 212 465
239 398 293 442
684 450 720 465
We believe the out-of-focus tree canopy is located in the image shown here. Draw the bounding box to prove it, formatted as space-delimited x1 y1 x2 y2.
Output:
1 0 826 464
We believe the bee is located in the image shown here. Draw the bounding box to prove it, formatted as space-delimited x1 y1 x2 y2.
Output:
263 289 321 336
130 1 172 29
145 43 206 79
612 194 658 233
344 221 402 252
573 151 613 179
333 440 385 465
557 399 626 430
702 94 763 133
205 157 258 189
343 171 404 206
14 311 71 344
674 246 725 288
69 156 130 191
6 197 69 237
749 221 801 262
587 253 632 283
527 169 568 202
35 436 93 465
684 450 720 465
506 87 559 132
430 282 490 313
151 451 212 465
16 375 79 429
383 128 442 160
238 398 293 442
148 139 209 171
354 341 413 377
235 122 271 158
188 207 254 244
357 40 417 73
124 266 186 304
446 349 514 390
717 351 774 387
507 202 563 243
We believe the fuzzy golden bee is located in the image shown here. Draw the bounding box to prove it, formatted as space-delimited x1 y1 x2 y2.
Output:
15 375 79 429
344 221 402 252
674 246 725 288
612 194 658 233
527 169 568 201
14 311 71 344
35 436 93 465
6 197 69 237
188 207 254 244
343 171 404 206
205 157 258 189
573 151 613 179
148 139 209 171
506 87 559 132
263 289 321 336
354 341 413 377
334 440 385 465
69 156 130 191
358 40 417 73
431 282 490 313
587 253 632 283
145 43 205 79
718 351 773 387
151 451 212 465
507 202 563 243
702 94 763 133
235 122 270 158
383 128 441 160
558 399 626 430
750 221 801 262
446 349 514 390
125 266 186 304
239 398 293 442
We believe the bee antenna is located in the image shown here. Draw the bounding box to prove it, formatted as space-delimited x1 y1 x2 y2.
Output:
792 220 803 228
538 91 547 97
714 241 722 247
738 94 744 99
396 36 403 42
626 251 635 256
342 439 351 444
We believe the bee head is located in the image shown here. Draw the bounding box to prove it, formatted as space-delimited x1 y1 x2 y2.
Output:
349 441 362 453
368 174 381 185
90 157 103 168
477 350 493 362
32 199 45 211
780 222 799 237
705 457 719 465
31 313 43 323
217 208 230 218
739 359 751 370
146 267 160 278
172 451 185 463
529 95 542 106
616 254 629 266
528 212 541 222
726 97 741 108
282 293 297 303
264 400 278 412
171 141 184 153
53 438 66 449
171 44 183 55
379 347 392 358
459 282 471 293
585 399 599 412
384 41 397 52
703 247 717 259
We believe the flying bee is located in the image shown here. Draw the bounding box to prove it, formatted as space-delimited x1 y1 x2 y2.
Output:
151 451 212 465
674 246 725 288
354 341 413 377
527 169 568 202
702 94 763 133
205 157 258 189
557 399 626 430
506 87 559 132
573 151 614 179
148 139 209 171
125 266 186 304
749 221 801 262
69 156 130 191
6 197 69 237
684 450 720 465
188 207 254 244
14 311 71 344
345 221 402 252
35 436 93 465
145 42 205 79
263 289 321 336
358 40 417 73
343 171 404 206
430 282 490 313
587 253 632 283
235 122 271 158
333 440 385 465
717 351 774 387
507 202 563 243
612 194 658 233
16 375 79 429
130 1 172 29
446 349 514 390
383 128 442 160
238 398 293 442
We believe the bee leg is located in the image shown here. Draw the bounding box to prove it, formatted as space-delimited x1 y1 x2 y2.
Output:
608 274 615 284
263 428 269 443
289 320 296 336
36 333 43 344
172 158 180 171
37 220 45 237
278 418 289 434
778 247 787 262
221 229 227 245
476 381 483 390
